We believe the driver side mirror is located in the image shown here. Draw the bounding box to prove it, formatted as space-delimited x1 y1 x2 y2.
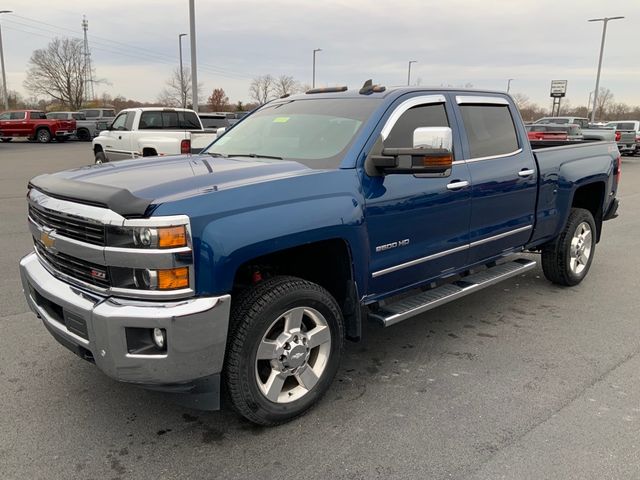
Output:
367 127 454 177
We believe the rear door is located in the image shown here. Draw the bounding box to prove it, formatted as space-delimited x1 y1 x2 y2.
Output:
455 95 536 264
2 111 27 136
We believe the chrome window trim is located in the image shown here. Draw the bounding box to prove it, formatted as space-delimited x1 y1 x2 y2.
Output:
456 95 509 105
380 95 447 140
372 225 533 277
466 148 523 163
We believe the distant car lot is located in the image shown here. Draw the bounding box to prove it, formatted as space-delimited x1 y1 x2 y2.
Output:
1 142 640 479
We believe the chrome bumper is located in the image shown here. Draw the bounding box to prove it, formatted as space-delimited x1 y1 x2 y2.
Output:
20 252 231 388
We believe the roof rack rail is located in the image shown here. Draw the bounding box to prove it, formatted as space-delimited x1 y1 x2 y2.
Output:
359 79 386 95
305 86 348 94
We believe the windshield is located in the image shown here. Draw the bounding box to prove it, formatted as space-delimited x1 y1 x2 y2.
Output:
206 98 379 168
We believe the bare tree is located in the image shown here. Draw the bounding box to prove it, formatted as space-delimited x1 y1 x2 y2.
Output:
207 88 230 111
273 75 300 97
512 93 529 110
158 67 202 108
595 87 614 121
23 37 86 110
249 75 275 104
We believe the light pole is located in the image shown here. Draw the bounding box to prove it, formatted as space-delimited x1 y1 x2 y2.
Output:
178 33 187 108
188 0 198 112
407 60 417 86
588 16 624 123
0 10 12 110
587 90 594 117
312 48 322 88
507 78 514 93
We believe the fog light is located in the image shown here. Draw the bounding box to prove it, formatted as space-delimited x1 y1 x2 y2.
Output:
152 328 166 348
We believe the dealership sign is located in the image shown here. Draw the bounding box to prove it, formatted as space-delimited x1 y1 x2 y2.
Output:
550 80 568 98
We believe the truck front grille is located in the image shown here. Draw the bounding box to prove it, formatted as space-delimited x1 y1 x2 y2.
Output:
35 240 110 289
29 204 105 246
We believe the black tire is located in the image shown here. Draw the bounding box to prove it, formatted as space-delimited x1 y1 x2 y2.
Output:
542 208 596 286
77 129 91 141
94 151 108 164
35 128 51 143
224 276 344 426
1 138 12 142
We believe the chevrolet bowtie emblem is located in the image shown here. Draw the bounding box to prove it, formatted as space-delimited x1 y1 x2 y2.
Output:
40 230 56 249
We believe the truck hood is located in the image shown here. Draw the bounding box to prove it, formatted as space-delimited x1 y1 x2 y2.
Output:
30 155 321 216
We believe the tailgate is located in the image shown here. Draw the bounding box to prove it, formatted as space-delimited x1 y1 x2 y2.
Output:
190 132 217 153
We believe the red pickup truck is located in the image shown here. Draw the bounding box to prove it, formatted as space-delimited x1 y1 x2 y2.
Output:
0 110 76 143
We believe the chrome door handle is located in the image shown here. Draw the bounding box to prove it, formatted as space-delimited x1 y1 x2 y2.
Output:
518 168 535 177
446 180 470 190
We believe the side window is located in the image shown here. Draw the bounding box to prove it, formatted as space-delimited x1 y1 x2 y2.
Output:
0 112 9 120
460 105 519 158
385 103 449 148
111 113 128 130
103 110 116 118
124 112 135 131
139 111 162 129
180 111 202 129
84 110 98 118
11 111 26 120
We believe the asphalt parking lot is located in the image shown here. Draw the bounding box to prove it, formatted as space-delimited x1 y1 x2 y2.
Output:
1 141 639 480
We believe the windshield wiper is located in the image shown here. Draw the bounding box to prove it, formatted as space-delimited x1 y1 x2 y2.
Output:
227 153 283 160
206 152 228 158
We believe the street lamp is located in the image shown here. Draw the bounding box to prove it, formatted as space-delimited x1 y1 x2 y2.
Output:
178 33 187 108
588 16 624 123
0 10 12 110
312 48 322 88
407 60 417 86
507 78 514 93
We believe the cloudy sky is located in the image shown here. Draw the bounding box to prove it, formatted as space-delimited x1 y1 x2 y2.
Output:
1 0 637 108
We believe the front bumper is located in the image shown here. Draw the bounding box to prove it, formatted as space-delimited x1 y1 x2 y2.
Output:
20 252 231 408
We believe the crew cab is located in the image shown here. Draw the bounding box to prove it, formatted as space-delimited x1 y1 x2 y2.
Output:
46 111 109 142
92 107 217 163
0 110 76 143
20 86 620 426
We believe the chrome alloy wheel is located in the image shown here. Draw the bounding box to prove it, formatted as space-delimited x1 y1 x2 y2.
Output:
569 221 593 275
255 306 331 403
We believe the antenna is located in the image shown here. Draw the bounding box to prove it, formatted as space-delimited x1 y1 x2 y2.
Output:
82 15 95 102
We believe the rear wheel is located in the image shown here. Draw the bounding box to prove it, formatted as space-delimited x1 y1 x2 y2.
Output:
224 276 344 426
77 129 91 141
94 151 108 164
36 128 52 143
542 208 596 286
0 138 12 142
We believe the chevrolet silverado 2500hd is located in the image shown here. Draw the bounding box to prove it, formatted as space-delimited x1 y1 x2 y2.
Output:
20 86 620 425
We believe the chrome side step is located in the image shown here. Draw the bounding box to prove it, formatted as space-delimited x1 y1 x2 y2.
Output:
369 258 537 327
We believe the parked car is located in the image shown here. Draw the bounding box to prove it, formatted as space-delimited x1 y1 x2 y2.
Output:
198 113 230 133
46 111 107 142
20 87 620 425
92 107 218 163
0 110 76 143
79 108 116 123
534 116 615 141
526 124 569 141
604 121 639 155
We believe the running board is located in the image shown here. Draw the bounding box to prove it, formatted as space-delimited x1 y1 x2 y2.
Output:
369 258 537 327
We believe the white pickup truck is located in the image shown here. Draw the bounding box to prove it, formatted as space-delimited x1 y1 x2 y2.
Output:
92 107 217 163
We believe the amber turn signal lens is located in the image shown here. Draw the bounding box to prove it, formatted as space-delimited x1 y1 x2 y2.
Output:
158 226 187 248
422 155 453 167
157 267 189 290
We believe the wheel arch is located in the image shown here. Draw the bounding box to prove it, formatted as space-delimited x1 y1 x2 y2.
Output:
570 181 606 242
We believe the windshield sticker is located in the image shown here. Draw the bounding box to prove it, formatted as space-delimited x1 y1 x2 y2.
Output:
273 117 290 123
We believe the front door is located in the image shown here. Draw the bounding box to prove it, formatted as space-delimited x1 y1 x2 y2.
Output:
103 112 134 160
363 96 472 299
455 96 537 264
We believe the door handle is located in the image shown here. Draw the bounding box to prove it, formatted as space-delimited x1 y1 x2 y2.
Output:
446 180 470 190
518 168 535 177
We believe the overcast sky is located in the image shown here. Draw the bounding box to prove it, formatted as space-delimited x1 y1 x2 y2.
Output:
1 0 637 109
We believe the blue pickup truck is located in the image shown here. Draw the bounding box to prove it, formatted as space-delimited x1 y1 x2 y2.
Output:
20 85 621 425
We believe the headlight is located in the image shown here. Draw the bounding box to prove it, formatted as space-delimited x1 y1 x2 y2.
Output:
113 267 190 291
107 225 188 249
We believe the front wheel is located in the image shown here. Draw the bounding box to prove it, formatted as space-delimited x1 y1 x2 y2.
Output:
224 276 344 426
1 137 12 142
94 151 108 164
36 128 52 143
542 208 596 286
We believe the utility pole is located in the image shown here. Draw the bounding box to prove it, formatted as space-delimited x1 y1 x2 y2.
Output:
178 33 187 108
188 0 198 112
407 60 417 86
312 48 322 88
507 78 514 93
0 10 12 110
81 16 95 102
588 16 624 123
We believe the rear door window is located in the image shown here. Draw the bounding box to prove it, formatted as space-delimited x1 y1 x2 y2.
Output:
139 111 202 129
460 104 519 158
10 112 26 120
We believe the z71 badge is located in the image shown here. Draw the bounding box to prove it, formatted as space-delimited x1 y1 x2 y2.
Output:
375 239 410 252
